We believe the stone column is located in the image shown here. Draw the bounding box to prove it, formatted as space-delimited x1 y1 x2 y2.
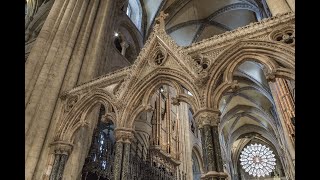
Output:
266 75 295 179
25 0 117 179
113 128 134 180
113 141 124 180
264 0 291 15
266 75 295 146
194 109 228 180
49 142 73 180
120 41 129 56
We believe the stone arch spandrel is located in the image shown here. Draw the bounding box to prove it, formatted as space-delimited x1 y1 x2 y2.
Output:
205 40 294 109
120 70 202 128
54 89 119 143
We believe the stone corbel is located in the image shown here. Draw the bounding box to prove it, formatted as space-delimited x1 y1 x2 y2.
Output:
230 80 240 92
266 69 277 82
114 128 135 144
171 97 180 106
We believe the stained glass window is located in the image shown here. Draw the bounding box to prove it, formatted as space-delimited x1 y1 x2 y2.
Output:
239 143 276 177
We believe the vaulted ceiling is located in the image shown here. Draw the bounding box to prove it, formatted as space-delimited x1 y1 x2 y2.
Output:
134 0 268 46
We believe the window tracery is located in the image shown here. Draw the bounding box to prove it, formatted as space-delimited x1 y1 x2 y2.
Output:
240 143 276 177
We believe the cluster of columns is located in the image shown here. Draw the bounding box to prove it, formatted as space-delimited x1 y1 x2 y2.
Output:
47 129 135 180
113 128 135 180
267 76 295 179
25 0 118 179
46 142 73 180
194 109 228 180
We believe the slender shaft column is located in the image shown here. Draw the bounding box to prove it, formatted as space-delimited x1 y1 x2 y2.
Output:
113 128 134 180
113 141 124 180
120 41 129 56
265 0 291 15
266 75 295 179
121 143 131 180
194 109 228 180
48 142 73 180
267 76 295 145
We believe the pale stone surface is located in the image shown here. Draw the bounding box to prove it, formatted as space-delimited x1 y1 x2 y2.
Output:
25 0 295 179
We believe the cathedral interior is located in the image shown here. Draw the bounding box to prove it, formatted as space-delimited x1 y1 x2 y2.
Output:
25 0 295 179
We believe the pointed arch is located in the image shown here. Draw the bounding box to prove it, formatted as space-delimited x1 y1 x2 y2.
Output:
55 89 118 143
119 68 202 128
206 39 294 109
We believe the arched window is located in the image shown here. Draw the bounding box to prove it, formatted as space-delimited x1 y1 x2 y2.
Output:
127 0 142 32
114 35 122 53
126 4 132 18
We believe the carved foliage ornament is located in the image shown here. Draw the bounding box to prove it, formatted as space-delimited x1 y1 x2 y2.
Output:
114 129 134 143
149 46 168 67
195 111 220 128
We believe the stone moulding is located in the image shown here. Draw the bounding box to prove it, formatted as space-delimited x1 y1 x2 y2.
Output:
56 12 295 134
184 12 294 53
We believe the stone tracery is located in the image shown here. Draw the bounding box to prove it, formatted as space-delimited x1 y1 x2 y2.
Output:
26 2 295 178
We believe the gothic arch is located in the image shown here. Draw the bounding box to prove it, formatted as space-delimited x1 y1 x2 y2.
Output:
119 68 202 128
206 39 294 109
227 125 281 160
55 89 118 143
219 105 278 138
192 145 204 173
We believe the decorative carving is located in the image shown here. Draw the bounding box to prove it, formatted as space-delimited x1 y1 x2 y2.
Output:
186 12 294 51
171 97 180 106
42 10 297 180
230 80 240 92
269 25 295 46
114 128 134 143
52 14 295 172
64 95 79 112
266 70 277 82
149 46 168 67
155 11 169 29
194 109 221 128
50 141 73 155
195 70 209 87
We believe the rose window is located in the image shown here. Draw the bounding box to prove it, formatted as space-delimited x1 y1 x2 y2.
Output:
239 143 276 177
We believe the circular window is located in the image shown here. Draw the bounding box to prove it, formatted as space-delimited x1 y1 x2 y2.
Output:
239 143 276 177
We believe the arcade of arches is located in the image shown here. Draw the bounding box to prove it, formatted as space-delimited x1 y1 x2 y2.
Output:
25 0 294 180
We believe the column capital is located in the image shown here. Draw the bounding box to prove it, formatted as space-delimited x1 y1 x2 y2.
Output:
201 171 228 179
120 41 129 49
194 108 221 128
114 128 135 143
50 141 73 155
